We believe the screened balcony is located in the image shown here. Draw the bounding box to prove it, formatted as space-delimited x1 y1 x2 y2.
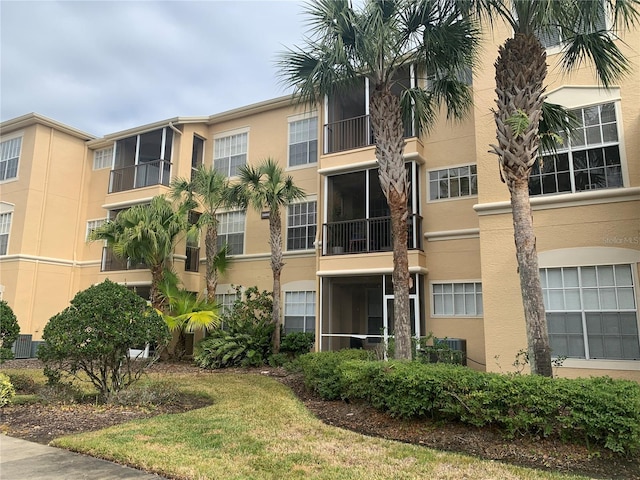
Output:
109 159 171 193
322 214 422 255
101 247 147 272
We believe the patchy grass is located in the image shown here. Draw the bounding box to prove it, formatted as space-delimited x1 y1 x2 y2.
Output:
50 373 588 480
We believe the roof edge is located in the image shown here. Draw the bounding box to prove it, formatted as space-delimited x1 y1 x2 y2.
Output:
0 113 95 140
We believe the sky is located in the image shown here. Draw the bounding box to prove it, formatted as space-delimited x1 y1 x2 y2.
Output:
0 0 310 136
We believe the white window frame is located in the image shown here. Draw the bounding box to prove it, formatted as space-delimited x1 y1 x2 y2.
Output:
542 264 639 361
288 114 318 168
531 101 623 196
431 281 483 317
86 218 107 241
93 146 114 170
287 200 317 251
284 290 316 334
0 211 12 255
0 135 22 182
216 210 246 256
213 128 248 178
428 164 478 201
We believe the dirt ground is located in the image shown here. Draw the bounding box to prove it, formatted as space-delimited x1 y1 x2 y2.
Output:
1 359 639 479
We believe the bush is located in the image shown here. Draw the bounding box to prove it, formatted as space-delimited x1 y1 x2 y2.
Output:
280 332 315 357
298 353 640 454
38 279 170 400
296 349 374 400
0 373 15 406
0 300 20 363
194 287 274 369
6 373 39 394
108 379 180 406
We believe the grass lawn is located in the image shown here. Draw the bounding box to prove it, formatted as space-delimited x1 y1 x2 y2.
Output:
34 372 589 480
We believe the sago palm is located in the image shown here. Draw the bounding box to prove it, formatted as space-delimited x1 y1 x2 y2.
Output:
171 166 233 302
231 158 306 353
89 195 189 309
279 0 478 359
466 0 639 375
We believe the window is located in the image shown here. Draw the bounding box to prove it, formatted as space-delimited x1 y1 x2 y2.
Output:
216 211 245 255
530 102 622 196
214 132 247 177
537 1 607 49
191 135 204 180
0 137 21 181
86 219 106 240
215 292 240 315
284 291 316 333
0 212 11 255
542 265 639 360
429 165 477 200
289 117 318 167
432 282 483 316
287 201 316 251
93 147 113 170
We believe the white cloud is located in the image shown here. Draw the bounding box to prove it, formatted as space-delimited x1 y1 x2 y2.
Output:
0 0 307 136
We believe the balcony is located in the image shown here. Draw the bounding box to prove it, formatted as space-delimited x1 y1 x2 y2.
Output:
185 246 200 272
101 247 147 272
322 214 422 255
324 115 417 155
109 160 171 194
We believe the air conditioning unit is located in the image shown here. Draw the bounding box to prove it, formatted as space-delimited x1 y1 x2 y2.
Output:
30 341 45 358
435 338 467 366
11 334 32 359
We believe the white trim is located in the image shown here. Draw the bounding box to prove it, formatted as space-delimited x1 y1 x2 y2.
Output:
0 202 15 214
213 126 250 139
424 228 480 241
545 86 621 109
474 187 640 216
287 110 318 123
317 266 429 277
560 358 639 371
430 280 484 318
317 152 422 175
538 247 640 268
102 197 154 210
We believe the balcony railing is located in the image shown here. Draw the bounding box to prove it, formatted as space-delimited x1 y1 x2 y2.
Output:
324 115 417 154
109 159 171 193
322 214 422 255
185 246 200 272
101 247 148 272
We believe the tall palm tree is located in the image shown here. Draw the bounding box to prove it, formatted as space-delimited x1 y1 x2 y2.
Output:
465 0 639 375
89 195 188 309
171 166 233 302
231 158 306 353
279 0 478 359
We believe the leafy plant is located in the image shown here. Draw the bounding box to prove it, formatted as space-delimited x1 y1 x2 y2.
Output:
38 280 170 400
0 373 15 406
194 287 274 368
0 300 20 363
280 332 315 357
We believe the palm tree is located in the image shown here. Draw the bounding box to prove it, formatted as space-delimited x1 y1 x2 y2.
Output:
171 166 233 302
466 0 639 375
89 196 188 309
279 0 478 359
158 272 220 360
231 158 306 353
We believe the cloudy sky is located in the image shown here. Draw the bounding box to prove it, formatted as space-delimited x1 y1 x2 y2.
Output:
1 0 310 136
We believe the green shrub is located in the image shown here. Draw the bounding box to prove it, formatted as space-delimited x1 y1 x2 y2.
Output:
0 373 15 406
296 349 374 400
38 279 170 400
280 332 315 357
194 287 274 369
6 373 39 394
299 353 640 454
0 300 20 363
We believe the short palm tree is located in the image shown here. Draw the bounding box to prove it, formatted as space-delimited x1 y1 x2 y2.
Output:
89 195 188 309
466 0 639 375
231 158 306 353
279 0 478 359
171 166 233 302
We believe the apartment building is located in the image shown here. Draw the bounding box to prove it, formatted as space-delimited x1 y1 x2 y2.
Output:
1 23 638 380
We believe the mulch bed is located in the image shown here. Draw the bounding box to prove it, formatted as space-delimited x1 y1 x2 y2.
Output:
2 359 639 479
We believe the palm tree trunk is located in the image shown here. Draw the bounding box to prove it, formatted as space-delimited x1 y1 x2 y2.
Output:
150 264 165 310
492 33 552 376
370 84 412 361
205 225 218 303
269 208 284 354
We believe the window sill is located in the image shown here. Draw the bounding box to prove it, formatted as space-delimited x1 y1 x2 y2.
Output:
559 358 640 371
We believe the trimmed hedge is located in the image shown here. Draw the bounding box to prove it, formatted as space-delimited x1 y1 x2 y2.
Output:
297 351 640 454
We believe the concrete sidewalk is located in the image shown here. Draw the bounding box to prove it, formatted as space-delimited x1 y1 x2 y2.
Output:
0 435 168 480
